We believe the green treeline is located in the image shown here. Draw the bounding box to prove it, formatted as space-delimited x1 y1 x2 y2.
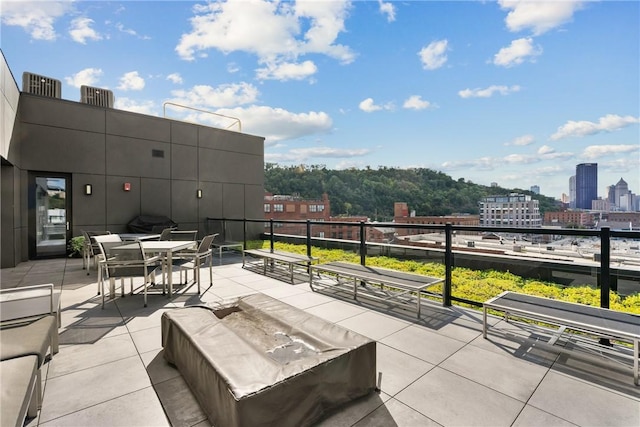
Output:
265 163 560 220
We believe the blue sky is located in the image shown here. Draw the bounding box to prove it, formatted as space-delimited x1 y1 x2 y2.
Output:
2 0 639 201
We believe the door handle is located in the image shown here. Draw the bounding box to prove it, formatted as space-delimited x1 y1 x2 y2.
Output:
66 221 70 231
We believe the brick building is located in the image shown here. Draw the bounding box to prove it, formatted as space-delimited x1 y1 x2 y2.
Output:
393 203 479 238
543 211 597 227
263 193 330 236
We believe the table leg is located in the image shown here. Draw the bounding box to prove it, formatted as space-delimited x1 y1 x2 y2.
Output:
167 250 173 298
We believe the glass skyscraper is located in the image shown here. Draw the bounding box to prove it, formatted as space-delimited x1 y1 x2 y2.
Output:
575 163 598 210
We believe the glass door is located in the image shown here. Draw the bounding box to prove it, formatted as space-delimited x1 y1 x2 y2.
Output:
29 173 71 258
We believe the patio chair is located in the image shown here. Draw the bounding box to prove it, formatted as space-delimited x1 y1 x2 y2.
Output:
210 221 244 263
81 230 111 274
158 228 173 241
173 234 218 293
97 241 161 308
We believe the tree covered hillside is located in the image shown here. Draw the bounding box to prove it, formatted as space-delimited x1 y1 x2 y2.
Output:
265 164 560 220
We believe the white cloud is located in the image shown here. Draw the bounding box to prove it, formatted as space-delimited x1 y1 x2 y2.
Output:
599 156 640 174
335 160 368 170
441 149 573 172
359 98 393 113
115 22 136 36
581 144 639 160
256 60 318 81
499 0 585 36
65 68 103 88
403 95 431 110
266 146 370 163
550 114 640 141
378 0 396 22
505 134 534 146
166 73 183 85
117 71 145 91
216 105 333 144
175 0 354 80
0 1 72 40
550 114 640 140
170 82 259 108
418 39 448 70
493 37 542 67
69 17 102 44
537 145 554 155
227 62 240 73
458 85 521 98
114 97 157 116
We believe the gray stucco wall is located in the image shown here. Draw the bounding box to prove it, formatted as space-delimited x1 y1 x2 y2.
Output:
2 90 264 267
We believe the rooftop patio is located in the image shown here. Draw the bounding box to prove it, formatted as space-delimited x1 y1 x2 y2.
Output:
1 256 638 427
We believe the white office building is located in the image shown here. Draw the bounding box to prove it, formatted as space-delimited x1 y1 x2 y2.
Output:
479 193 541 228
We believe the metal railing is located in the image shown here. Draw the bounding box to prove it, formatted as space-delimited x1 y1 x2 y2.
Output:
206 217 640 309
163 102 242 132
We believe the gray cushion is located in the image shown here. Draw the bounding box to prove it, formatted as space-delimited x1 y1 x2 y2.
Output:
0 355 38 427
0 315 56 366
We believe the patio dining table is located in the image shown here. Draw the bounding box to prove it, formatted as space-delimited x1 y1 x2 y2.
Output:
114 240 196 298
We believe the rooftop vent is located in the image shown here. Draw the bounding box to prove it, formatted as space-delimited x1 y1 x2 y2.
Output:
80 85 114 108
22 72 62 98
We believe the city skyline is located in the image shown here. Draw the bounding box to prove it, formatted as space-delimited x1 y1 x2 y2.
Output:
2 1 638 199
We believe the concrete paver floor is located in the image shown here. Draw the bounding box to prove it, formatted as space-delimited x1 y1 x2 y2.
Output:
1 257 638 427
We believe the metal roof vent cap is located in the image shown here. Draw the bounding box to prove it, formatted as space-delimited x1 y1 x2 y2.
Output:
22 72 62 98
80 85 114 108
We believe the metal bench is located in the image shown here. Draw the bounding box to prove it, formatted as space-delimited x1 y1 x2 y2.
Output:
483 291 640 385
243 249 318 283
310 262 444 318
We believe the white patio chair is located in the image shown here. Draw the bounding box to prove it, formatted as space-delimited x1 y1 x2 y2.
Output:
174 234 218 294
97 241 161 308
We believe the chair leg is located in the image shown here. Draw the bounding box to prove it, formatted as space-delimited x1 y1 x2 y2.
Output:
196 260 200 294
97 265 102 295
209 257 213 287
101 274 106 309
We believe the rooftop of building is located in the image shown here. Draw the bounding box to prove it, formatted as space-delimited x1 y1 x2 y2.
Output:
2 255 638 426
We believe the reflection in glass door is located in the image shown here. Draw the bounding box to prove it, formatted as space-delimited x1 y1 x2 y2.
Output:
32 175 69 258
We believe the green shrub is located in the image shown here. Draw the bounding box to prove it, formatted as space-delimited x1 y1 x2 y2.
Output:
67 236 85 258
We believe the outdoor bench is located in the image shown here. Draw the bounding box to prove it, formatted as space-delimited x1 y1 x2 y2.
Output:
0 284 60 426
310 261 444 318
483 291 640 386
243 249 318 283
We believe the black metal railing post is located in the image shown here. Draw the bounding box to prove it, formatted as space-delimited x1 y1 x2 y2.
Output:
306 220 312 257
243 218 247 248
360 221 366 266
306 220 312 273
269 219 274 252
600 226 610 309
444 223 453 307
